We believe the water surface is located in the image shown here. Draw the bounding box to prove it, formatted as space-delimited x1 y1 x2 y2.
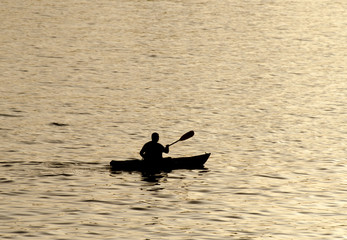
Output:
1 0 346 239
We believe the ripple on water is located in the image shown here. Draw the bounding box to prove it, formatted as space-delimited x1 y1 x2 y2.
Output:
0 178 14 183
0 113 24 118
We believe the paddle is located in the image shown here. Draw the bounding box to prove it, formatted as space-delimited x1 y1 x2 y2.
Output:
168 131 195 146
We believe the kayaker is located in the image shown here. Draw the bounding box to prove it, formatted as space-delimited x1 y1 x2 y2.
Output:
140 132 169 162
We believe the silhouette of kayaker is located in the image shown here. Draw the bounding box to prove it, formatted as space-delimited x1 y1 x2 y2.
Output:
140 132 169 163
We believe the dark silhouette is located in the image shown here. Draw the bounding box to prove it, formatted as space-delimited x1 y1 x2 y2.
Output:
140 132 169 163
50 122 69 127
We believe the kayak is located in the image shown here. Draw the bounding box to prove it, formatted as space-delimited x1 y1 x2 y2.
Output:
110 153 210 171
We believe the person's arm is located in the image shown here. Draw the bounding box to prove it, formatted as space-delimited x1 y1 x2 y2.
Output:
140 150 145 158
140 144 146 158
164 145 169 154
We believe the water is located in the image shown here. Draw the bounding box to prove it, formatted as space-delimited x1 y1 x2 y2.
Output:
1 0 346 239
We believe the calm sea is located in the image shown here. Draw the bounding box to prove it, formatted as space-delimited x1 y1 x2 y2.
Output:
1 0 346 239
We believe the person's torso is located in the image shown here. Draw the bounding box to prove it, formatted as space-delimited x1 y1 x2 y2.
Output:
143 142 164 161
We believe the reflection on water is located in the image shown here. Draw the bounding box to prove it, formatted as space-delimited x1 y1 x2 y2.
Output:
1 0 346 239
141 172 166 184
111 168 170 184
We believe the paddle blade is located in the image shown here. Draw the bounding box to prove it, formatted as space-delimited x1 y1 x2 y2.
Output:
179 130 194 141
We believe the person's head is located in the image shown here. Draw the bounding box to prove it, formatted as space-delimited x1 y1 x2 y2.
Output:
151 132 159 142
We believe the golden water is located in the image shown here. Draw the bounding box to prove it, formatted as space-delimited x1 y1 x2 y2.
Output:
1 0 346 239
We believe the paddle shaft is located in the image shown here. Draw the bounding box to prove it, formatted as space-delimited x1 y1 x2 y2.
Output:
168 139 180 146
